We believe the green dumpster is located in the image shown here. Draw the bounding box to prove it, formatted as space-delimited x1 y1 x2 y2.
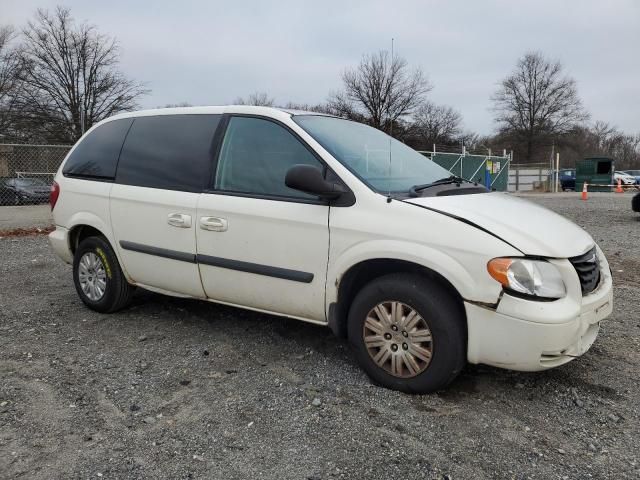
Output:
575 157 614 192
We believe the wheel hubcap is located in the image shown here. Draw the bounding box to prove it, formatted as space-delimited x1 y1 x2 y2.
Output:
78 252 107 301
363 301 433 378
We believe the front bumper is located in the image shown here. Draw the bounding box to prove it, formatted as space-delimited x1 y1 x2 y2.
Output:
465 247 613 371
49 226 73 264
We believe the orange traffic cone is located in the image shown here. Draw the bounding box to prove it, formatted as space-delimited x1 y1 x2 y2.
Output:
615 178 623 193
581 182 588 200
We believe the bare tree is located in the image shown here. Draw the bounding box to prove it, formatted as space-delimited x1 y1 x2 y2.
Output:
589 121 622 152
15 7 147 143
325 91 367 122
492 52 588 162
330 50 431 130
234 91 274 106
571 122 640 169
0 26 23 140
411 102 462 148
458 131 483 152
159 102 193 108
614 132 640 170
280 101 335 114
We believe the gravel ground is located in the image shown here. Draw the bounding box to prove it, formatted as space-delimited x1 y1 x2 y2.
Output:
1 193 638 479
0 205 51 231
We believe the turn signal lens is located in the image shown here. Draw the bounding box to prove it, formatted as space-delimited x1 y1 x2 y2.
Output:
487 258 513 287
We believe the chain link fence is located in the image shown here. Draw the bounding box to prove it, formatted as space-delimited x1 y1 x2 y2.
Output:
508 163 553 192
418 147 512 191
0 144 71 206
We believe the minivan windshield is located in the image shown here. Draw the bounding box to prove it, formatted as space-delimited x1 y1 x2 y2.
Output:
293 115 451 193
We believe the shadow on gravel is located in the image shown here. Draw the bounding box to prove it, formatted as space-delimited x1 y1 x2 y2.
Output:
125 288 352 360
114 287 624 404
439 363 622 403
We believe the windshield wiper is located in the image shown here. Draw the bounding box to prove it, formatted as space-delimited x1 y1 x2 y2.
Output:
409 175 470 197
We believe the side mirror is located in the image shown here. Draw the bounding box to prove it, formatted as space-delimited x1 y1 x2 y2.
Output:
285 164 346 200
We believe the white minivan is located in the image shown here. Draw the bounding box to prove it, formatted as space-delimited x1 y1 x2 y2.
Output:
49 106 613 393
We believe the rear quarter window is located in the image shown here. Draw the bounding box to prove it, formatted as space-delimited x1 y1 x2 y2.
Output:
115 115 220 192
62 118 133 179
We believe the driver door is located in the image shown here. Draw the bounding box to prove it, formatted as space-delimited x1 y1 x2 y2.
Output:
196 115 330 321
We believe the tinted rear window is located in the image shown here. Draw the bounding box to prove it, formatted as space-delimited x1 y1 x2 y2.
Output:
116 115 220 192
63 118 133 179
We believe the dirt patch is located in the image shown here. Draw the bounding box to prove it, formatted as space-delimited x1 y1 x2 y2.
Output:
0 225 54 238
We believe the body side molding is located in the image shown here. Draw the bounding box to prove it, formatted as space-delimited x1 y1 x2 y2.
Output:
118 240 313 283
119 240 196 263
197 254 314 283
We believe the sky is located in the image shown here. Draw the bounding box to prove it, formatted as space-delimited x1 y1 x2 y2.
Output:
2 0 639 135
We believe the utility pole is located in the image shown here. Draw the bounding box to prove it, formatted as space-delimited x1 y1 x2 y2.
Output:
555 152 560 193
389 37 394 139
550 141 555 192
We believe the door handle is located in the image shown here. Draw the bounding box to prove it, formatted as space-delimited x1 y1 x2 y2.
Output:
200 216 228 232
167 213 192 228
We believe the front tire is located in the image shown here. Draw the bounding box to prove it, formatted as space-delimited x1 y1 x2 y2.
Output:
73 236 135 313
348 273 466 393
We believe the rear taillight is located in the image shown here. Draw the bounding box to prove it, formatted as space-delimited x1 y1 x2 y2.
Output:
50 181 60 210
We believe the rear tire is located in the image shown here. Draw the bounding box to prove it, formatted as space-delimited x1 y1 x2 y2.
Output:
73 236 135 313
348 273 466 393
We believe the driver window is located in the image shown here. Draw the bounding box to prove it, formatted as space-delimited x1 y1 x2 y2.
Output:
215 117 322 199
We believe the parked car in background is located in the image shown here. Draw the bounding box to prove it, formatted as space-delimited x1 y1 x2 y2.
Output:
559 168 576 191
623 170 640 185
0 179 16 205
0 177 52 205
614 171 636 186
48 106 614 393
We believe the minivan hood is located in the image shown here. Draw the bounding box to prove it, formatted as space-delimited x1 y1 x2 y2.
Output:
404 192 593 258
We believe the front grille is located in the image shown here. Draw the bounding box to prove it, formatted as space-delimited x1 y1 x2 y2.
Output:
569 247 601 295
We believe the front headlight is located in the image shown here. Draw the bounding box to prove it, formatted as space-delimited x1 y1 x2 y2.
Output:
487 258 566 299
